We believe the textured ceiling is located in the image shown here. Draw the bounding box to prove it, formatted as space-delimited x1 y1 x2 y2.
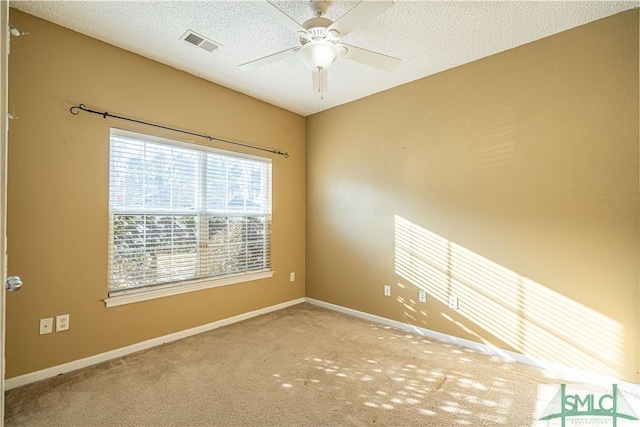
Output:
9 1 639 116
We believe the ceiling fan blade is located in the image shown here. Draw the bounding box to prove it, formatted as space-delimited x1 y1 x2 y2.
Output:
327 0 394 38
340 44 400 72
251 0 307 34
239 47 299 71
312 69 328 99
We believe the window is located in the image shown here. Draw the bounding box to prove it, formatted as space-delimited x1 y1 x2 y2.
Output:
107 129 272 302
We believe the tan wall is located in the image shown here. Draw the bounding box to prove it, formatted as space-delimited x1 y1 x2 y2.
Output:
307 10 640 383
7 7 640 384
6 10 306 378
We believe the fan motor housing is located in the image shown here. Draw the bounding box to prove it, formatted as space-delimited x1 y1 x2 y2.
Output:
301 17 333 43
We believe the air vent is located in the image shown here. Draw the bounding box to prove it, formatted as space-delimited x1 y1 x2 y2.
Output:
181 30 222 53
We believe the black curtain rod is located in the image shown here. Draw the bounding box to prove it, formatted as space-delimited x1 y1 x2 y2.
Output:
69 104 289 158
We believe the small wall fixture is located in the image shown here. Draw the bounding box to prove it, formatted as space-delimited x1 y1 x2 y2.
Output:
9 24 29 37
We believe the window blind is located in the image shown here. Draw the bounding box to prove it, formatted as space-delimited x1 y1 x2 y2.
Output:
108 129 271 294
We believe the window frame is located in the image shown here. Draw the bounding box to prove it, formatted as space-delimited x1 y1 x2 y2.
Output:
105 128 274 308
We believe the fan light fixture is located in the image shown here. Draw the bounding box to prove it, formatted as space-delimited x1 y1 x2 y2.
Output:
241 0 401 100
298 40 338 71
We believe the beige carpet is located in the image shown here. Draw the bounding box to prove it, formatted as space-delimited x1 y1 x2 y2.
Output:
4 303 587 426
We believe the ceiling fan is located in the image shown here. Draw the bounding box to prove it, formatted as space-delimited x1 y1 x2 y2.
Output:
240 0 401 99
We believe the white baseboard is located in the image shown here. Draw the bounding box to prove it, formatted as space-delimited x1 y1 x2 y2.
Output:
7 296 638 397
5 297 306 390
305 297 640 395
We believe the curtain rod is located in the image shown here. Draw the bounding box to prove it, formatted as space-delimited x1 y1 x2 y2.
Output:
69 104 289 158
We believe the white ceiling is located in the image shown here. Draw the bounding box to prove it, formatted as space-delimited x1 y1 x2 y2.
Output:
10 1 639 116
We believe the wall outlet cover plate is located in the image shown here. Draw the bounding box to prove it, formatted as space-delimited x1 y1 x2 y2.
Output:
448 296 458 309
418 290 426 303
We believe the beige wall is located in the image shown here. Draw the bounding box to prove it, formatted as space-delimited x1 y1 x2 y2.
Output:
7 8 640 385
6 10 306 378
307 10 640 383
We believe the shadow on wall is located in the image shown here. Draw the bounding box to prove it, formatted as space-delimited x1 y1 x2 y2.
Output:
393 215 624 379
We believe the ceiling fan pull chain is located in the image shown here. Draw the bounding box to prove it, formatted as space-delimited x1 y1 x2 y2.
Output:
318 66 325 100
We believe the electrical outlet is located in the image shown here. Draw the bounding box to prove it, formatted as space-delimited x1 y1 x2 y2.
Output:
39 318 53 335
418 290 427 303
290 272 295 282
448 296 459 310
56 314 69 332
383 285 391 296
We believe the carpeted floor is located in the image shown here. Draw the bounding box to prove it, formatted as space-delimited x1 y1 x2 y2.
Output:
2 303 614 426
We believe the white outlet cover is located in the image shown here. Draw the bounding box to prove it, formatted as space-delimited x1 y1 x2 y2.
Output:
56 314 70 332
384 285 391 296
448 296 459 309
418 290 427 303
290 272 295 282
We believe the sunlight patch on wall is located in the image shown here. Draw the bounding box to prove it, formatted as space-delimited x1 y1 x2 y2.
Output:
394 215 624 378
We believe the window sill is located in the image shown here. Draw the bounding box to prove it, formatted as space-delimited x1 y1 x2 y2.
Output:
104 270 275 308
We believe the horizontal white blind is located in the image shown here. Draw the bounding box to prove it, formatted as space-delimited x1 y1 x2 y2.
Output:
108 130 271 293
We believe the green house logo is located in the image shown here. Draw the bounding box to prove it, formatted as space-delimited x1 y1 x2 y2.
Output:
539 384 638 426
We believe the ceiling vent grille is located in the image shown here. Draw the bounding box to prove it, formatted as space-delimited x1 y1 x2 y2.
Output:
181 30 221 53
